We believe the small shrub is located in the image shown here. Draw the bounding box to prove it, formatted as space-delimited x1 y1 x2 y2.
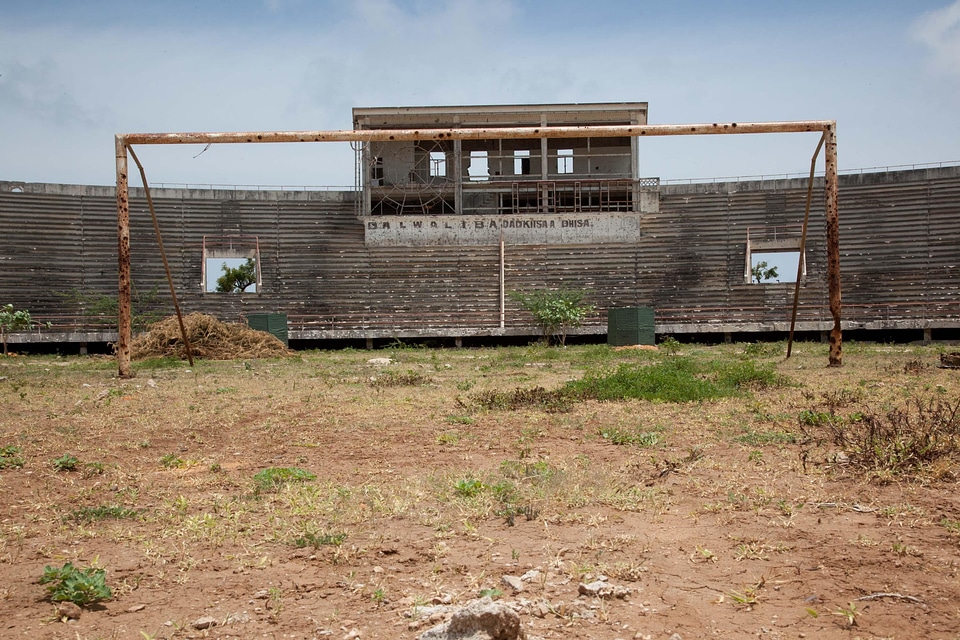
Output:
804 396 960 476
40 562 112 606
0 445 25 469
509 288 595 346
52 454 79 472
658 335 681 355
254 466 316 491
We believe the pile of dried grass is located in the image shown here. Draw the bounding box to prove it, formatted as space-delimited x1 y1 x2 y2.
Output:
131 312 292 360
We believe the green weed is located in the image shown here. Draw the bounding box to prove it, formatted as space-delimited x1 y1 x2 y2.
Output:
52 454 79 472
40 562 112 607
0 445 25 469
159 453 185 469
454 477 485 498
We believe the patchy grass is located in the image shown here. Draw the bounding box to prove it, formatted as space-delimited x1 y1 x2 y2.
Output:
1 341 958 639
253 466 317 491
67 505 140 523
566 357 784 403
598 426 662 447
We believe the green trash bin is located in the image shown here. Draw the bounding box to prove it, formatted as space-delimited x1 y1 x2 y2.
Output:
247 313 288 346
607 307 655 346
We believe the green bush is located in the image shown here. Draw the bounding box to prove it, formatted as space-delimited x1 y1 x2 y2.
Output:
40 562 112 606
509 289 595 346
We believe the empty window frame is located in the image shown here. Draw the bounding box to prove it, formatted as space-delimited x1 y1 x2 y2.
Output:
557 148 574 175
749 251 803 284
745 226 804 284
202 235 261 293
429 151 447 178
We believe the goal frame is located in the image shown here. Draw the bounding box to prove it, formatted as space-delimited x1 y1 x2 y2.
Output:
114 120 840 377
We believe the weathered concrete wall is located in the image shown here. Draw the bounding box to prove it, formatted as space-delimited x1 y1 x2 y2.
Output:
1 166 958 342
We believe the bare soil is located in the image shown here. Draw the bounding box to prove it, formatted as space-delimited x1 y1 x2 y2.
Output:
1 341 959 640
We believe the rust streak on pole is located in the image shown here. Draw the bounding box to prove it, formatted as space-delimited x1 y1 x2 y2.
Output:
824 124 842 366
120 121 835 146
115 135 133 378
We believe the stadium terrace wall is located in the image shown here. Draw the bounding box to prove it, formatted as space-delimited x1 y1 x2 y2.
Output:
1 165 958 347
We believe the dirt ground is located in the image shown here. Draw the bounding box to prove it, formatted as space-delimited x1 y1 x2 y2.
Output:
1 341 959 640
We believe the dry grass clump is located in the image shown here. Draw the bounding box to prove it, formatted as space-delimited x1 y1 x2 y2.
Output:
131 312 292 360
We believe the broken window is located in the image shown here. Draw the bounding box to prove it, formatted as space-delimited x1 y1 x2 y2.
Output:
557 148 574 175
468 151 490 181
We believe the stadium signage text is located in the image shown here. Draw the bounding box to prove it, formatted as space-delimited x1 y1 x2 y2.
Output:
362 214 640 246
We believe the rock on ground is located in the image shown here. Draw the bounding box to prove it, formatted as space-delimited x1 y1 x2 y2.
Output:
56 601 82 620
418 597 525 640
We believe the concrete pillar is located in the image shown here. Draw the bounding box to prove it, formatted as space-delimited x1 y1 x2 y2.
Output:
455 337 463 348
924 328 932 343
365 337 374 350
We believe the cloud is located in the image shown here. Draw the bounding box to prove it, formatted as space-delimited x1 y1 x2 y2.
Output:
0 58 103 127
911 1 960 76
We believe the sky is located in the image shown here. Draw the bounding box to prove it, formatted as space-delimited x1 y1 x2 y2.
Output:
2 0 960 188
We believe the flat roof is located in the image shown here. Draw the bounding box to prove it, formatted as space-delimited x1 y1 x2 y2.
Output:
353 102 648 129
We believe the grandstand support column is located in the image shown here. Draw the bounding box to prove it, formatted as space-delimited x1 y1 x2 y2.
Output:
824 123 842 367
116 135 133 378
